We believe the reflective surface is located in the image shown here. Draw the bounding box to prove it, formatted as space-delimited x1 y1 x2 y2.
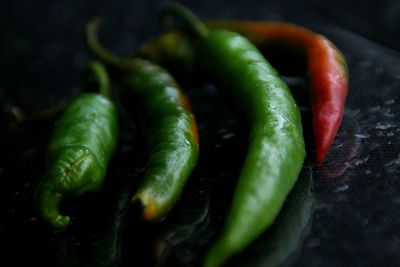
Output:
1 0 399 266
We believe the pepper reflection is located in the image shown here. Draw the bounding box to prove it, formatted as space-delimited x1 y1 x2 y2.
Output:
56 170 133 267
233 166 314 267
155 166 314 267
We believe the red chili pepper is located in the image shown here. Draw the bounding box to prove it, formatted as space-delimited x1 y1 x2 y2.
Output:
212 21 348 165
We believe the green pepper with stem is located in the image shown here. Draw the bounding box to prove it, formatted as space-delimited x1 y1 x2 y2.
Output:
160 3 305 267
85 20 199 221
35 61 119 230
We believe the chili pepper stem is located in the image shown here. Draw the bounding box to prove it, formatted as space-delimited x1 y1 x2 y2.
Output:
85 61 112 99
160 2 208 40
85 19 134 72
86 19 122 65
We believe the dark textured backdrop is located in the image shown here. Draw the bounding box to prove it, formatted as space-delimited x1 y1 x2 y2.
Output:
1 1 400 266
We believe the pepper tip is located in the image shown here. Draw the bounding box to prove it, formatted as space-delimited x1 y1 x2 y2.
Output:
132 193 158 221
51 215 71 230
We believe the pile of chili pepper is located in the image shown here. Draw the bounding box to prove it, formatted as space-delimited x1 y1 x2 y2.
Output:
33 2 348 266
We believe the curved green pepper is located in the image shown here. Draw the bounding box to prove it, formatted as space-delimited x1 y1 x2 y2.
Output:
85 20 199 221
35 61 119 230
161 4 305 267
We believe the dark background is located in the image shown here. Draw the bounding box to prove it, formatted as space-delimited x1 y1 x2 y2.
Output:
1 0 400 266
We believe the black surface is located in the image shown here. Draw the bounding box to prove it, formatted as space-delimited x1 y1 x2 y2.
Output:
1 1 400 267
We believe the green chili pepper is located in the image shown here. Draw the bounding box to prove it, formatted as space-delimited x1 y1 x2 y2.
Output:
35 61 119 230
160 4 305 267
85 20 199 221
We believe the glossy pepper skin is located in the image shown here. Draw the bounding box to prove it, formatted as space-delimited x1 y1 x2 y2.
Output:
160 4 305 267
138 19 348 165
86 20 199 221
35 61 119 230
